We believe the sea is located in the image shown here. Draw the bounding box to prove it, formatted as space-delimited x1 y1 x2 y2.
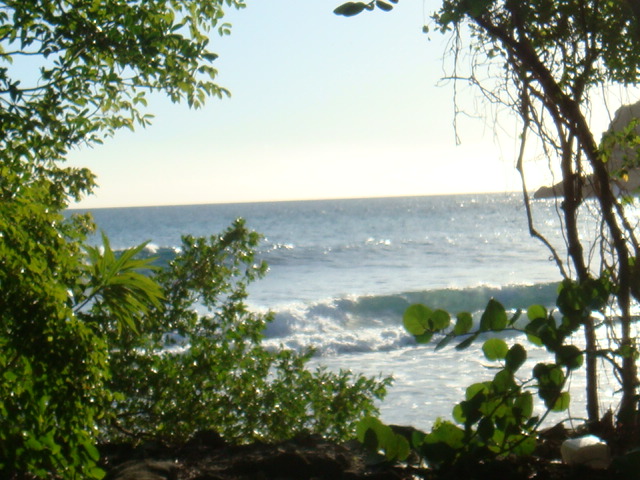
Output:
71 193 624 431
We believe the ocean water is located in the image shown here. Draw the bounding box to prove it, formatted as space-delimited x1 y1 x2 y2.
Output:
71 193 621 430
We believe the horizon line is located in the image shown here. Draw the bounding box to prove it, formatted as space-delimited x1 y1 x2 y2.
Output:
68 190 522 211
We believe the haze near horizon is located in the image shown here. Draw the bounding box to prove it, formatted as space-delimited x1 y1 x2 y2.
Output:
67 1 550 209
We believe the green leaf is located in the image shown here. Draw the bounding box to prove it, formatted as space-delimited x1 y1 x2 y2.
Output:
430 309 451 330
83 441 100 462
479 299 507 331
362 428 378 451
457 398 483 426
88 467 106 480
435 334 453 351
482 338 508 360
465 382 489 401
552 391 571 412
505 343 527 372
356 417 410 461
555 345 583 370
414 332 434 344
376 0 394 11
526 331 543 347
525 317 560 351
411 429 426 448
527 304 547 321
453 312 473 335
513 391 534 420
425 420 465 449
386 433 410 461
510 435 537 456
492 369 516 393
25 437 44 451
356 416 379 443
357 416 382 445
403 304 432 336
334 2 367 16
455 333 478 350
477 417 495 440
452 403 465 423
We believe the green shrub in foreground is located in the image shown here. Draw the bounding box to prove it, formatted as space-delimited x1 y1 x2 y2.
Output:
0 172 114 479
0 192 390 479
360 280 622 470
100 219 391 445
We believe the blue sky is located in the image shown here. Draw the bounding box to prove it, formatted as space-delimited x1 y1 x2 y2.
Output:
68 0 537 208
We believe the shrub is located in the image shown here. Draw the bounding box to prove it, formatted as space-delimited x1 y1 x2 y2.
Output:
101 219 391 445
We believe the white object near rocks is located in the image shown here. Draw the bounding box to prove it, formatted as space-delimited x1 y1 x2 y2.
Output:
560 435 610 469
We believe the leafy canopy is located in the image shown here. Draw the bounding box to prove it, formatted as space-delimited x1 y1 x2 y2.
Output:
103 219 391 445
1 2 394 478
1 0 245 203
335 0 640 465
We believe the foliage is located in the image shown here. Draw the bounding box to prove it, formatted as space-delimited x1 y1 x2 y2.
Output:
1 0 390 478
401 286 596 467
1 0 246 183
334 0 397 17
102 219 391 445
356 417 411 461
360 280 615 468
336 0 640 452
1 1 247 477
0 176 164 478
1 196 390 479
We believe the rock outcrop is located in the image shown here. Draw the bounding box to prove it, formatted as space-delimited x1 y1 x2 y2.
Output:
98 430 622 480
534 101 640 199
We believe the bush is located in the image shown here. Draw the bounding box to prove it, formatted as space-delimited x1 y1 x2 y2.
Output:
0 201 390 479
101 219 391 445
0 175 109 479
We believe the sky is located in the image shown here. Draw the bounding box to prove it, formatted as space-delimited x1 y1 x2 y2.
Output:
67 0 551 209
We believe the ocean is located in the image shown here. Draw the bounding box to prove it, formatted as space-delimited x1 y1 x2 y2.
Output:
71 193 620 431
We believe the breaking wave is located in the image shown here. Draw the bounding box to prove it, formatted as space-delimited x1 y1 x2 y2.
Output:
260 283 560 356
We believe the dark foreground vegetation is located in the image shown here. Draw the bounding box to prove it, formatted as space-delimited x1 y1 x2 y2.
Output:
331 1 640 477
4 0 640 479
98 422 627 480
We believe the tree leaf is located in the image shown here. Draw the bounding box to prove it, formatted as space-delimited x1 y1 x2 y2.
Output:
492 368 516 393
482 338 508 360
415 332 434 344
511 435 537 456
453 312 473 335
477 417 495 440
430 309 451 330
376 1 394 11
455 333 478 350
552 392 571 412
333 2 367 16
527 304 547 321
435 334 453 351
480 298 507 331
513 391 533 420
505 343 527 372
403 304 431 336
555 344 583 370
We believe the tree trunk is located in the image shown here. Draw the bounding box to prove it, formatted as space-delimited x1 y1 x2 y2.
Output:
471 7 639 430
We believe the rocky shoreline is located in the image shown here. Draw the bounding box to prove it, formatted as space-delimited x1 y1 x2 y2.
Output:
100 428 622 480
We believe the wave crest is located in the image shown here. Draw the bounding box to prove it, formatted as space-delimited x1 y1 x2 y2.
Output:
261 283 559 356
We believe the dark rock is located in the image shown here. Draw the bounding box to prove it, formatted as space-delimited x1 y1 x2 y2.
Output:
99 429 624 480
181 430 227 453
105 460 178 480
